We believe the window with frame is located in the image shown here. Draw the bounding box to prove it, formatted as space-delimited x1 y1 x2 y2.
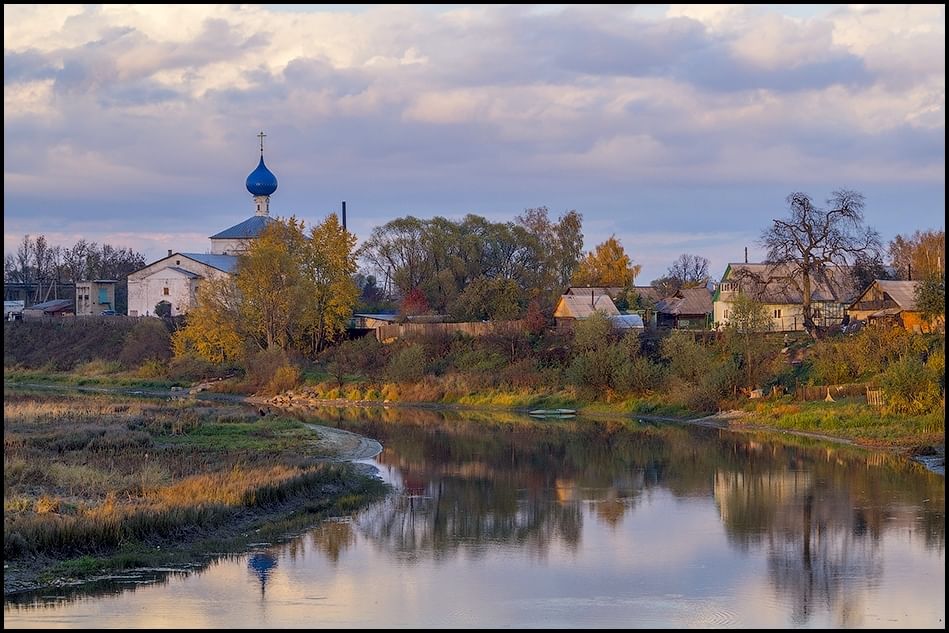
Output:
163 287 170 296
773 309 782 318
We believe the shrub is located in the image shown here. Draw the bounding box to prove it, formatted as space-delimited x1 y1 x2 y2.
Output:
879 358 942 415
244 348 298 394
118 319 172 368
386 345 427 382
263 365 301 396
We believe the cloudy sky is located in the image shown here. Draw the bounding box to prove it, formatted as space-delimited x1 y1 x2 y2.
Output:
3 4 945 283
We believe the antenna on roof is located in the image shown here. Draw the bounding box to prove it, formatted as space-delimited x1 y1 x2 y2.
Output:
744 246 748 264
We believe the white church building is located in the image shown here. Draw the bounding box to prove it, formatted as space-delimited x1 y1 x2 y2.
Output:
127 135 279 317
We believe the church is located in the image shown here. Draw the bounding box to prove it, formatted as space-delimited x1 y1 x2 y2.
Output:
127 134 280 317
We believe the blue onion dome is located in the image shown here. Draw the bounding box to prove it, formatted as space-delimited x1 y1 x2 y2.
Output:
246 156 278 196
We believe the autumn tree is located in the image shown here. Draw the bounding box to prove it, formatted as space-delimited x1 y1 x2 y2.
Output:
761 190 881 334
888 229 945 280
299 213 359 353
572 235 641 288
236 218 306 351
175 215 358 361
172 275 244 363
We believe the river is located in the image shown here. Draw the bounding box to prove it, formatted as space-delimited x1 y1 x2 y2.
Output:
4 406 945 628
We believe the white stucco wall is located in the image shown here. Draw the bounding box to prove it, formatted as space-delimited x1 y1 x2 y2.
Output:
128 256 230 317
210 238 250 255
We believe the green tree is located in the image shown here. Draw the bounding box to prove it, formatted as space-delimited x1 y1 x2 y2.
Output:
572 235 641 288
915 275 945 326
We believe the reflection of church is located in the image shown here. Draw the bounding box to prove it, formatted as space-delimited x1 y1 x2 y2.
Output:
126 133 279 317
247 551 279 598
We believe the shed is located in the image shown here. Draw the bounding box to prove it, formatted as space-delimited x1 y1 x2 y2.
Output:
21 299 75 319
848 279 929 332
655 287 713 329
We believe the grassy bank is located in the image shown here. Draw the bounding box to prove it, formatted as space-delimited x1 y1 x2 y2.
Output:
734 398 945 450
2 388 387 594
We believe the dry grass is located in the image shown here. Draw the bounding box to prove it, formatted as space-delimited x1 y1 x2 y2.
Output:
3 389 361 560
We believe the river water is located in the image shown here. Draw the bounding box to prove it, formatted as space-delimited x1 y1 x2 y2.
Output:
4 407 945 628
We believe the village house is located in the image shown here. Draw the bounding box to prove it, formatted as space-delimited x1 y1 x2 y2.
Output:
553 293 620 329
713 262 858 331
848 279 932 332
654 287 713 329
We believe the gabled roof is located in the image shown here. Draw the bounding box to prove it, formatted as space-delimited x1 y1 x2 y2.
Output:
850 279 920 312
566 286 625 299
178 253 238 273
717 262 858 305
655 287 713 315
631 285 661 303
554 294 620 319
874 280 920 311
210 215 276 240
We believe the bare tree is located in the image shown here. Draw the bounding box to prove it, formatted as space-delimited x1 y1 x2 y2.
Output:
668 253 710 287
761 190 881 334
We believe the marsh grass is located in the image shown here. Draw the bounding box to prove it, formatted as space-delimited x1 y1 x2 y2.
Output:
3 389 375 566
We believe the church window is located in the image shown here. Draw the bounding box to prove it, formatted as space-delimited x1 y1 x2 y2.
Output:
163 287 170 296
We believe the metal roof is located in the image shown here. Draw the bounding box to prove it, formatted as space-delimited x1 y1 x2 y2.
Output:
717 262 859 304
554 294 620 319
178 253 239 273
874 280 920 311
24 299 74 312
209 215 276 240
655 287 713 315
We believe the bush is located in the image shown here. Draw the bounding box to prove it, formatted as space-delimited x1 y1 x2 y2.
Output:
879 358 942 415
263 364 301 396
386 345 427 382
244 348 299 394
118 319 172 368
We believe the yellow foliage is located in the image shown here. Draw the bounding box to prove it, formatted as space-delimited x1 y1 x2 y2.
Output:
572 235 641 288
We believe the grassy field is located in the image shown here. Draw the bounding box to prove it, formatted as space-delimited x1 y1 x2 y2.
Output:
2 388 386 593
736 397 945 450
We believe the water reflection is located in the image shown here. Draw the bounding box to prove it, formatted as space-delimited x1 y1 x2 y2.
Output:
5 405 944 628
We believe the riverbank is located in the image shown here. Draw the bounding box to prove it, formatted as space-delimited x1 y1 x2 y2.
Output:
6 374 944 467
2 388 387 595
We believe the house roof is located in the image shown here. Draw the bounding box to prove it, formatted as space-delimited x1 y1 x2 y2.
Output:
873 280 919 311
655 287 713 315
25 299 74 312
611 314 644 329
566 286 625 299
631 286 661 303
209 215 276 240
554 294 620 319
178 253 239 273
717 262 858 305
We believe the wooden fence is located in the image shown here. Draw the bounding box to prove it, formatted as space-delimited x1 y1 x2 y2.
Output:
375 320 524 343
793 382 871 402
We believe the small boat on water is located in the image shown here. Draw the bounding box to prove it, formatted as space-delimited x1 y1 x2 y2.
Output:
528 408 577 418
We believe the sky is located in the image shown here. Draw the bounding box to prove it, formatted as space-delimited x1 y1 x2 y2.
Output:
3 4 945 283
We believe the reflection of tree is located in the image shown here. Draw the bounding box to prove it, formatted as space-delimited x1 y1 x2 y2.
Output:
714 458 899 626
356 478 583 562
310 519 356 563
